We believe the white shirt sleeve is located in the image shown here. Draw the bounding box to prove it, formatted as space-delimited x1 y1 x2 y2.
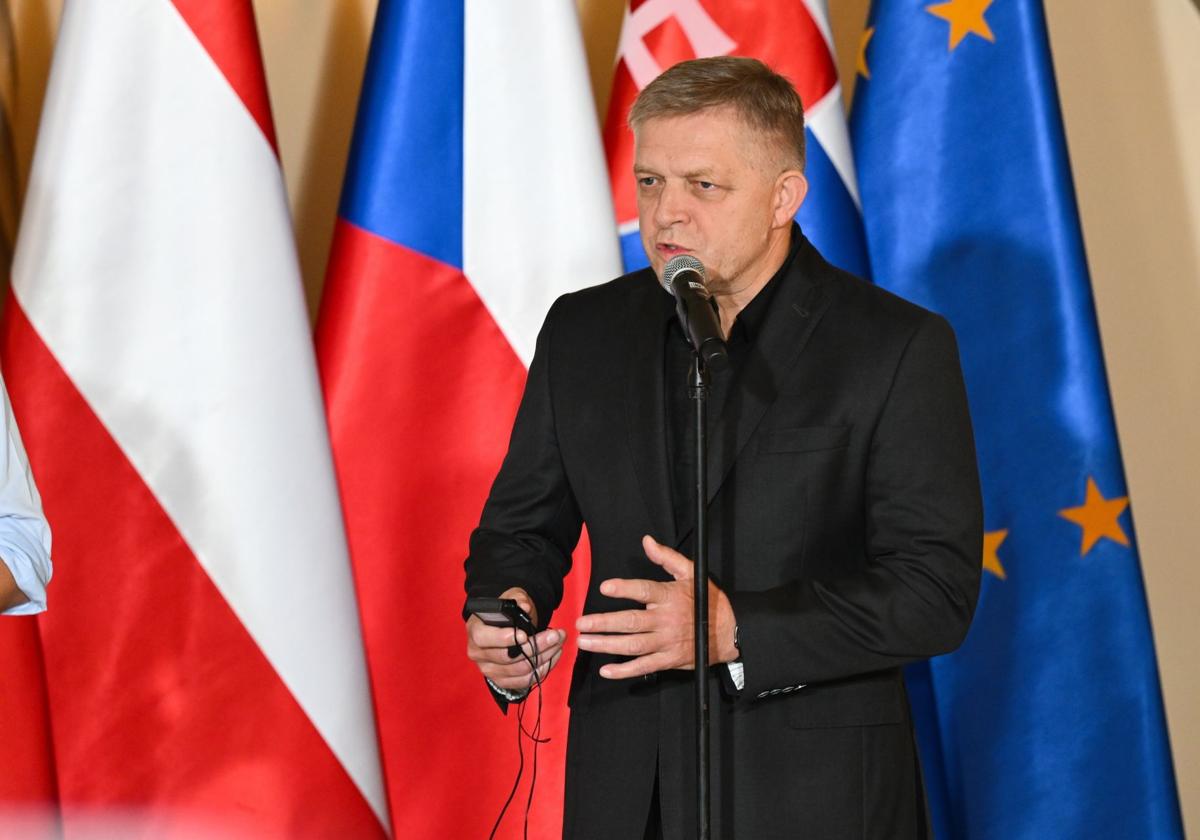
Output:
0 373 53 615
726 660 744 691
486 677 530 703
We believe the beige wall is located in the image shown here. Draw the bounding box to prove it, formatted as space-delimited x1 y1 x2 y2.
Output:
8 1 1199 833
251 0 377 316
1046 3 1200 830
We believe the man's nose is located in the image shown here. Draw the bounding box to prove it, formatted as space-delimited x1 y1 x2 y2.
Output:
652 182 689 228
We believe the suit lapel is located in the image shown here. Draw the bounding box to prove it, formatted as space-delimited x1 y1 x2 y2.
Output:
675 237 836 546
624 273 679 547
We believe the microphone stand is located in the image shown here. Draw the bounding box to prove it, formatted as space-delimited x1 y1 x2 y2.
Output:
689 354 711 840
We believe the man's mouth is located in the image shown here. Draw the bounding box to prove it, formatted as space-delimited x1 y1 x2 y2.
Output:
656 243 690 256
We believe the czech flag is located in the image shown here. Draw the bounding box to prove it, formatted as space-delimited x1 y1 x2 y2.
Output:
316 1 621 836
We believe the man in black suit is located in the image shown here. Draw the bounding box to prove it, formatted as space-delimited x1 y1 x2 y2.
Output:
465 56 982 839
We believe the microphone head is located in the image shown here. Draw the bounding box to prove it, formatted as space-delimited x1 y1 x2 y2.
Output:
661 254 706 294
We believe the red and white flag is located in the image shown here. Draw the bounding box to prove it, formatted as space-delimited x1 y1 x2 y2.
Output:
0 1 387 836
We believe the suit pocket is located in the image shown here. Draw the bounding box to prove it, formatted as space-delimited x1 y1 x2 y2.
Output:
761 424 851 454
786 672 907 729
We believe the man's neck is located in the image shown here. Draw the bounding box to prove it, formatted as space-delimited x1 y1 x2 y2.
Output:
713 226 793 337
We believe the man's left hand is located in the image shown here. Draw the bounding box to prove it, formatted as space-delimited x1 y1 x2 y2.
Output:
576 535 738 679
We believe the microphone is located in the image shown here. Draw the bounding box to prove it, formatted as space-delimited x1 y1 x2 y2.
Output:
662 255 729 371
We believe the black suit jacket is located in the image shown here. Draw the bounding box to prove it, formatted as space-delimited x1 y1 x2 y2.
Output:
465 234 982 839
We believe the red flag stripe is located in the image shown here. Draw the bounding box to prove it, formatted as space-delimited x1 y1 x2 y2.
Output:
0 617 57 805
169 0 278 151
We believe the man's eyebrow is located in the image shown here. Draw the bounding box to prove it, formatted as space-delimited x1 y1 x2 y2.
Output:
631 166 721 179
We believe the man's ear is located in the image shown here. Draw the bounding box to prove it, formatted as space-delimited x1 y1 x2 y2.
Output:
773 170 808 226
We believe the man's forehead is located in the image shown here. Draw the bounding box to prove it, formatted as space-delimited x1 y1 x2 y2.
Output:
633 110 748 168
635 106 745 141
633 153 729 179
632 148 722 174
634 111 794 177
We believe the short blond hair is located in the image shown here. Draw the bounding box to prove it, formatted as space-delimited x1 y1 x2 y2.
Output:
628 56 806 171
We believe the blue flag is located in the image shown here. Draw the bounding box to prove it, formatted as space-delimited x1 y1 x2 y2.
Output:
850 1 1184 837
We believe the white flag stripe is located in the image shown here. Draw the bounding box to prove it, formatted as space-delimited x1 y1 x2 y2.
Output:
808 84 862 210
800 0 836 54
793 0 862 210
463 0 623 366
11 0 387 823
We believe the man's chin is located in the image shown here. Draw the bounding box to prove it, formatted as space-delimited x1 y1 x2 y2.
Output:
642 249 663 276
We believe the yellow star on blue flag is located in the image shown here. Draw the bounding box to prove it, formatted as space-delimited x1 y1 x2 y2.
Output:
926 0 995 50
1059 476 1129 556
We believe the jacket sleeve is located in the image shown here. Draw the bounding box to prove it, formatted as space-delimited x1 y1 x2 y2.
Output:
730 313 983 699
463 297 583 635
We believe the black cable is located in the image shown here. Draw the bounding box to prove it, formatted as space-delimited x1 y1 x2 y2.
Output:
488 626 548 840
488 650 524 838
522 635 544 839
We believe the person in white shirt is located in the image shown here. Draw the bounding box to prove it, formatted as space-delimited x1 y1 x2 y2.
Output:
0 372 52 615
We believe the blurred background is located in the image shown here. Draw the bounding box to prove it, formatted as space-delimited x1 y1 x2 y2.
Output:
4 0 1197 834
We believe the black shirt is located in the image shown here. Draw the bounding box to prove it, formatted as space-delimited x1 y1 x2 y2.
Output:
664 226 805 537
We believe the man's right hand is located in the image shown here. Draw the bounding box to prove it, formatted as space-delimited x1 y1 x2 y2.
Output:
466 587 566 694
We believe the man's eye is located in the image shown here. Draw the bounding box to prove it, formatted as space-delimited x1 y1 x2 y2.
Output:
637 177 658 188
697 181 716 191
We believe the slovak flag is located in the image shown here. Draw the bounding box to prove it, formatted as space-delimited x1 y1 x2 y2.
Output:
604 0 869 278
316 1 622 836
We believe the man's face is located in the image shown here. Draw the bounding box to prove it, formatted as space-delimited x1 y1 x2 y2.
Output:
634 107 801 295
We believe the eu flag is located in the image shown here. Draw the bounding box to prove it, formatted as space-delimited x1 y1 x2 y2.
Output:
850 1 1184 837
